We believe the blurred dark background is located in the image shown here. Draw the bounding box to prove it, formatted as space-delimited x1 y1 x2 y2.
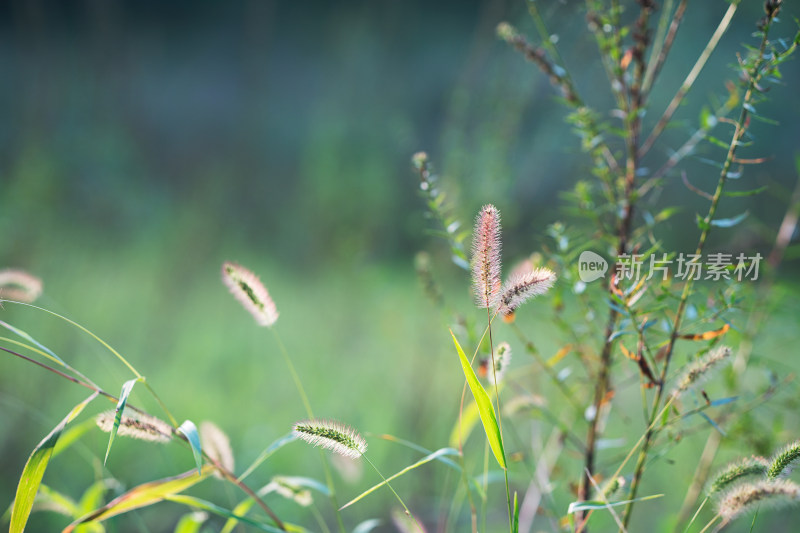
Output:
1 0 799 531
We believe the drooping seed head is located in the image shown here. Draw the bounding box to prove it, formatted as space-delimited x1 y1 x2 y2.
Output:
293 419 367 459
768 440 800 479
96 410 173 444
487 342 512 387
672 345 731 397
471 205 502 309
265 476 313 507
717 479 800 521
708 456 770 495
221 261 279 327
200 421 235 478
0 269 43 303
498 267 556 316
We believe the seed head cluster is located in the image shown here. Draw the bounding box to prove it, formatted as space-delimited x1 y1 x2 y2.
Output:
221 261 279 327
96 410 173 444
293 419 367 459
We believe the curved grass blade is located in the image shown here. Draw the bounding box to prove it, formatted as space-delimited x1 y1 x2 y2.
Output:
10 391 98 533
53 419 96 458
165 495 297 533
238 432 298 482
174 511 208 533
105 377 143 465
177 420 203 475
567 493 663 513
0 320 65 366
63 466 212 532
340 447 459 510
450 330 506 469
352 519 382 533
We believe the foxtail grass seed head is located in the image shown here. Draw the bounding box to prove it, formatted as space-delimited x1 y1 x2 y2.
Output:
221 261 278 327
672 345 731 397
498 267 556 316
293 419 367 459
96 410 172 444
717 479 800 521
200 421 235 478
708 456 770 495
471 205 502 309
768 440 800 479
486 342 512 387
0 269 43 303
267 476 313 507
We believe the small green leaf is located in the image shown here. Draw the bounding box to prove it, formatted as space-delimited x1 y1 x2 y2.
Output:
567 493 663 513
512 491 520 533
105 378 143 465
353 519 382 533
10 392 98 533
450 331 506 469
711 211 749 228
723 187 767 197
173 511 209 533
696 214 710 231
177 420 203 475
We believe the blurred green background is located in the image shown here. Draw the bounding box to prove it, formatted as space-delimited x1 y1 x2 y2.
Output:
1 0 800 531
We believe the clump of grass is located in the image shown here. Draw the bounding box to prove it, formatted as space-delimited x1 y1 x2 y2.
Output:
96 410 172 444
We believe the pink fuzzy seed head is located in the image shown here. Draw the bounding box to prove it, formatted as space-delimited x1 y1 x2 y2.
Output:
221 261 279 327
471 204 502 309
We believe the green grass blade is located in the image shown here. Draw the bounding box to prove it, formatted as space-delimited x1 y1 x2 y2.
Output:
105 377 143 465
10 392 98 533
450 330 506 469
177 420 203 475
340 447 459 510
64 466 212 532
567 493 663 513
238 432 298 482
164 495 295 533
0 320 65 366
512 491 519 533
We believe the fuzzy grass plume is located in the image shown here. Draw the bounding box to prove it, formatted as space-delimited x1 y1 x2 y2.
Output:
671 345 731 397
717 479 800 521
0 269 43 303
96 410 172 444
481 341 512 387
498 267 556 318
768 440 800 479
200 421 235 477
708 456 770 495
471 205 502 309
221 261 279 327
293 419 367 459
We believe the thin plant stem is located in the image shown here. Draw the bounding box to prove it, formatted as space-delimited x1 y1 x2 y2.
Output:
639 2 738 158
698 513 721 533
269 328 346 533
621 17 778 527
362 454 424 532
487 307 513 531
684 496 709 533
